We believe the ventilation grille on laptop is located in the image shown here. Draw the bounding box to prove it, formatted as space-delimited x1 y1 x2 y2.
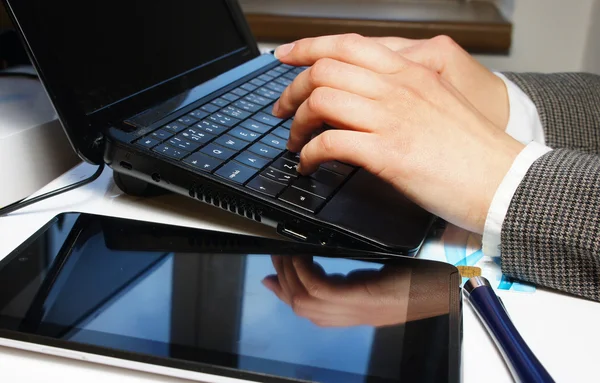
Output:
191 184 262 223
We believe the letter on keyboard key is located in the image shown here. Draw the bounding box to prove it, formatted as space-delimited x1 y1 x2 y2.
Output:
183 152 223 172
279 187 326 213
200 143 236 161
241 119 270 134
247 176 286 197
163 122 187 133
254 112 282 126
136 137 160 149
215 162 258 184
235 152 270 169
234 99 262 113
261 134 287 150
229 127 261 142
215 134 249 151
168 137 200 152
248 143 282 159
262 168 296 183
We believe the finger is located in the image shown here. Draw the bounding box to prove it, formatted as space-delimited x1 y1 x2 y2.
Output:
262 275 291 305
293 256 384 305
282 256 308 299
274 34 405 74
287 87 384 152
370 36 424 51
271 255 292 301
296 129 384 175
274 58 389 118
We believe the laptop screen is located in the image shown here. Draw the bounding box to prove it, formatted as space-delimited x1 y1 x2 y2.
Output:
9 0 249 115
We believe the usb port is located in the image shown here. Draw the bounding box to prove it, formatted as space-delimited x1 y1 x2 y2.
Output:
282 227 307 241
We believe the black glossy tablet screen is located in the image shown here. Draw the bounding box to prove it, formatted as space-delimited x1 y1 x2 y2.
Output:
0 213 459 383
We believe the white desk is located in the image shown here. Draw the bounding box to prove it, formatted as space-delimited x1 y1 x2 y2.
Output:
1 163 598 383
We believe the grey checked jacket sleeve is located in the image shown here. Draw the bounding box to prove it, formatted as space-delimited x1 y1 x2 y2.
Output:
499 73 600 301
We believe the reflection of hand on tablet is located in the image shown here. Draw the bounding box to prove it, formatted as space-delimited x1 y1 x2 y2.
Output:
262 256 412 328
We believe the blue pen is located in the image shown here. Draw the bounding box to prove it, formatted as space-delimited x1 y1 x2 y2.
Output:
463 277 555 383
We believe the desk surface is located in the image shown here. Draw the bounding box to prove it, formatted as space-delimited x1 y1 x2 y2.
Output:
1 163 598 383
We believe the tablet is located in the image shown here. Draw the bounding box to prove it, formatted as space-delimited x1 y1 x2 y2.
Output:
0 213 461 383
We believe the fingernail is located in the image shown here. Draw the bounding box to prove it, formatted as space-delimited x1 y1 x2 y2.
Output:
272 100 280 116
275 43 295 59
296 163 303 173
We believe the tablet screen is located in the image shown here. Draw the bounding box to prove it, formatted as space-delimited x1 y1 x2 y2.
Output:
0 213 460 383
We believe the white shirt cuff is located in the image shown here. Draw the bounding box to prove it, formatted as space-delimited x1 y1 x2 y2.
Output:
482 142 552 257
495 72 546 146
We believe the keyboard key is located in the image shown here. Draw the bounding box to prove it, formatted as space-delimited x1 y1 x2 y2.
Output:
293 177 335 199
215 161 258 184
190 109 209 119
256 87 280 100
321 161 354 176
200 143 236 161
212 98 230 107
248 142 283 159
168 136 201 152
281 151 300 162
235 152 270 169
254 113 283 127
247 176 286 197
272 126 290 140
265 82 286 93
262 168 297 183
274 77 293 87
208 112 240 128
250 78 266 87
153 144 188 160
222 92 240 102
179 128 215 145
232 87 249 97
234 99 262 113
183 152 223 172
163 122 187 133
229 127 261 142
258 74 275 82
201 103 220 113
282 119 293 129
266 69 282 77
261 134 287 150
151 129 174 141
215 134 249 151
241 83 258 92
280 64 294 70
271 157 299 175
310 168 345 188
241 119 271 134
283 72 298 81
136 137 160 149
279 187 326 213
291 67 308 75
177 114 198 126
273 65 290 73
221 105 251 120
244 93 271 106
196 120 228 135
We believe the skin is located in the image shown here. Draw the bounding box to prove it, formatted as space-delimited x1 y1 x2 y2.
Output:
271 33 525 235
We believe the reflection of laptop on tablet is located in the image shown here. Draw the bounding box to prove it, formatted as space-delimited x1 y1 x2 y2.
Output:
3 0 434 256
0 213 462 383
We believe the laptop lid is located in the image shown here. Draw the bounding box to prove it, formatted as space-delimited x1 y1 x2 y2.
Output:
3 0 260 164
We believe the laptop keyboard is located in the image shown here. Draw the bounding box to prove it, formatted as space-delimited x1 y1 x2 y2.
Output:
133 64 355 214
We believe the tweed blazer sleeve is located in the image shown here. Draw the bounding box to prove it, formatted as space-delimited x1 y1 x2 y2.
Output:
498 73 600 301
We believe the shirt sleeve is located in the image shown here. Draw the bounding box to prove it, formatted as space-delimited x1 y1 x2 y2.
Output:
481 74 549 258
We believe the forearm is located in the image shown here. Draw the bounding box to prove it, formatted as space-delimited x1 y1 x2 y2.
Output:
502 72 600 154
500 149 600 301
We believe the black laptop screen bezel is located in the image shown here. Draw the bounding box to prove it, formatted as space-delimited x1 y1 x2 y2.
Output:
2 0 261 164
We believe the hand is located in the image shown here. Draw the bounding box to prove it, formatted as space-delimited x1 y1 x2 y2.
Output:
370 36 510 131
272 34 524 233
262 256 412 328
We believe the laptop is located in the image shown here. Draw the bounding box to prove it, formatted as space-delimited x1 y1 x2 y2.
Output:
3 0 435 256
